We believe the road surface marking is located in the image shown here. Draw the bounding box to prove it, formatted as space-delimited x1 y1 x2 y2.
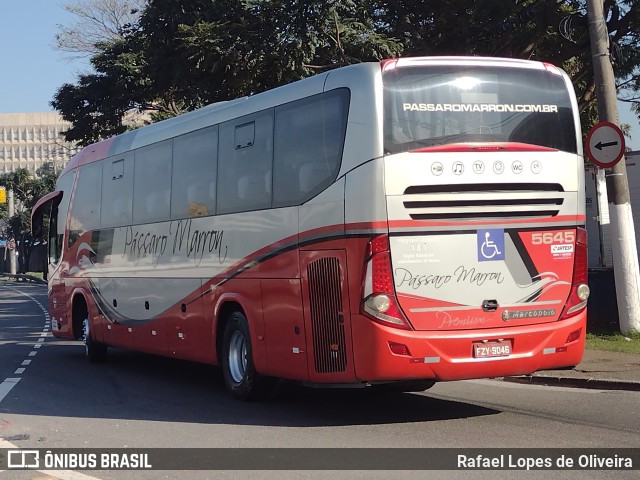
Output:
0 287 49 406
0 378 20 404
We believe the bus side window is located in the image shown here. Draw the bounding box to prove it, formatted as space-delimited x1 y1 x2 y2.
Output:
68 162 102 246
101 155 133 227
273 89 349 207
171 126 218 220
237 172 270 205
299 162 327 193
133 140 172 224
146 190 171 220
52 173 73 262
113 197 132 224
48 203 60 263
186 183 209 217
217 111 273 214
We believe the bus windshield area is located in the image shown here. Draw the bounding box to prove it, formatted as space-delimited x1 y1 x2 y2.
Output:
383 65 578 155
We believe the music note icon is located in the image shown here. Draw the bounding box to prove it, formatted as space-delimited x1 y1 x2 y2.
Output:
453 162 464 175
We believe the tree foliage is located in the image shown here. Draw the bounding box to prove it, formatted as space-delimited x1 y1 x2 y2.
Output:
55 0 145 57
0 168 58 273
52 0 640 146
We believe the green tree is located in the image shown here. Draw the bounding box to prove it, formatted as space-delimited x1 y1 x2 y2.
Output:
51 30 151 146
0 168 58 274
55 0 145 58
53 0 640 146
0 188 6 223
52 0 404 143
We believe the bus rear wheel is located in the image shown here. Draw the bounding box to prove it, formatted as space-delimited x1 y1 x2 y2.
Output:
221 311 272 401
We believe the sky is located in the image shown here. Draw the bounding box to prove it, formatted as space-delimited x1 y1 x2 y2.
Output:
0 2 90 114
1 1 639 151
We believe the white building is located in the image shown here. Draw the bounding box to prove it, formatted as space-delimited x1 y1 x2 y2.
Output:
0 112 79 175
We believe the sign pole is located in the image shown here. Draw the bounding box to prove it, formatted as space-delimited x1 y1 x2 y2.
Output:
587 0 640 334
8 190 16 275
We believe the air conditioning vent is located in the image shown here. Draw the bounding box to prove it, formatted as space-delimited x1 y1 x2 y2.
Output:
402 183 565 220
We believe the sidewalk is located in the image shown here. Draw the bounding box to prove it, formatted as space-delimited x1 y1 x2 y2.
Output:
504 349 640 391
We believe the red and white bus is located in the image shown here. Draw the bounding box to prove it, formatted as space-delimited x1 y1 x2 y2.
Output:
33 56 589 400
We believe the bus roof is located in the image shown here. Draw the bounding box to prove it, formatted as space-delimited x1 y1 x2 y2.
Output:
60 56 565 176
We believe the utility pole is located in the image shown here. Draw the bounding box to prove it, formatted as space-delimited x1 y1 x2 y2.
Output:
8 189 16 275
587 0 640 333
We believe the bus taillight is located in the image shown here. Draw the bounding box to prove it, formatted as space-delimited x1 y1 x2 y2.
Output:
362 235 412 330
560 227 590 320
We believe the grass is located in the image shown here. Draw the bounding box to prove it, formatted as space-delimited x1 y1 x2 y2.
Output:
586 323 640 354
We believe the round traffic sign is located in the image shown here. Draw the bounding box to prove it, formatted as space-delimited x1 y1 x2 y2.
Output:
585 121 625 168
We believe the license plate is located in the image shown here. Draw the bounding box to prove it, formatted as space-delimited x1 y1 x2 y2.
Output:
473 340 511 358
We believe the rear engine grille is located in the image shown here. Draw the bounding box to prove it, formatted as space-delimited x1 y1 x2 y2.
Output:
403 183 565 220
307 257 347 374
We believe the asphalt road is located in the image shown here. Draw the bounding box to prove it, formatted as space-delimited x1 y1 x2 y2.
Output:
1 282 639 480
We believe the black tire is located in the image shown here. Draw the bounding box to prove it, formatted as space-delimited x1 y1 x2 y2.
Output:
373 379 436 393
83 318 107 363
221 311 272 401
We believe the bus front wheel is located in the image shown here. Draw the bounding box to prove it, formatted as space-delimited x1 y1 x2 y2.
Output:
221 311 272 401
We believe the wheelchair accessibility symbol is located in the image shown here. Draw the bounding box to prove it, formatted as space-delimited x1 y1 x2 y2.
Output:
477 229 505 261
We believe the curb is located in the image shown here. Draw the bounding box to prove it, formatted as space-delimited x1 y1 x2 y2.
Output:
0 273 47 285
502 375 640 392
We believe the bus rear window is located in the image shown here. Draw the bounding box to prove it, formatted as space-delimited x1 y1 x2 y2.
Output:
383 65 578 154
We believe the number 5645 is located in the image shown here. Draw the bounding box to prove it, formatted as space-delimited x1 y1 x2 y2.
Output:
531 231 575 245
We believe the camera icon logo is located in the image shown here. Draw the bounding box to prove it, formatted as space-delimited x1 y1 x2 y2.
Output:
7 450 40 469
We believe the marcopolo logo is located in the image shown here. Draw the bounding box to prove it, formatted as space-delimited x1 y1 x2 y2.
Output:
502 309 556 321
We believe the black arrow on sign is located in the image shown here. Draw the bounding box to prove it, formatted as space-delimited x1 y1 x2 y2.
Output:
595 140 618 150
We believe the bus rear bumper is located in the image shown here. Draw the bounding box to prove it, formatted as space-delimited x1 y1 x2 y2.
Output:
51 316 74 339
352 312 586 382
